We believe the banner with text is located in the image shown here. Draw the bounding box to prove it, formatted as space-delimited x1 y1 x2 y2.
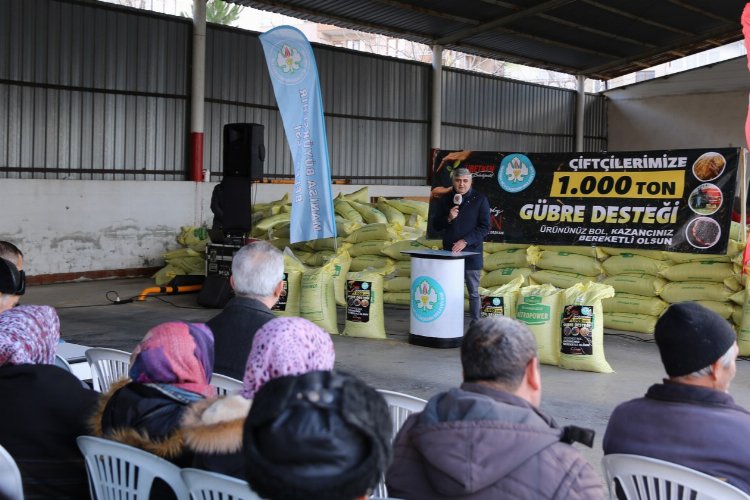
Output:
260 26 337 243
428 148 740 254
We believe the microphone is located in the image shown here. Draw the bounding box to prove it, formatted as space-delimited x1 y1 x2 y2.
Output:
453 193 463 207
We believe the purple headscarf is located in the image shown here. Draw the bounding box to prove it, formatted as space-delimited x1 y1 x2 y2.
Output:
0 305 60 366
129 322 215 398
242 316 335 399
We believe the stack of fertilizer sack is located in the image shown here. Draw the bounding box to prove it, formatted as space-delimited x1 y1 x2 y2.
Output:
250 187 431 339
152 226 209 285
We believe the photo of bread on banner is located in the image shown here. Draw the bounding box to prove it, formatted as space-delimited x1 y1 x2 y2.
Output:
431 150 472 199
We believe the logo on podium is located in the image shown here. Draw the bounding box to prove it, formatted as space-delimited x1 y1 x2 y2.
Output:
412 276 446 322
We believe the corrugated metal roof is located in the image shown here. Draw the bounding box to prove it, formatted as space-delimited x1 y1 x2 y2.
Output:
227 0 746 80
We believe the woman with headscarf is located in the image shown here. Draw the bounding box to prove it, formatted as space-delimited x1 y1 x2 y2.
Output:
90 321 214 467
0 305 99 500
181 316 335 479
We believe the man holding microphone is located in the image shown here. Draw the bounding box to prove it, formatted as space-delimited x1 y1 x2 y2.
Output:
432 167 490 325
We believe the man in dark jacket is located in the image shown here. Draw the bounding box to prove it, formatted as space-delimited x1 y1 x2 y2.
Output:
431 168 489 324
386 317 603 499
603 302 750 493
207 241 283 379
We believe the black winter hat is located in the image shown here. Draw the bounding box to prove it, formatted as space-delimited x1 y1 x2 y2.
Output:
243 370 393 500
654 302 736 377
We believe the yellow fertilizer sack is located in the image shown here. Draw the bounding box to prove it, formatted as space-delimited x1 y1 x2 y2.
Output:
348 200 388 224
559 282 615 373
335 216 362 236
660 282 733 303
384 292 411 306
381 239 426 261
739 287 750 355
600 248 669 260
273 269 302 317
176 226 209 251
416 237 442 249
602 293 668 316
484 242 529 253
270 223 291 239
383 198 429 218
340 187 369 204
481 267 531 287
348 240 393 258
530 270 594 289
334 199 364 223
660 262 736 282
349 255 396 273
307 237 344 252
604 312 658 334
345 223 400 244
479 277 524 319
602 274 666 297
268 238 291 250
539 245 607 260
298 251 332 267
343 271 386 339
530 250 603 277
395 260 412 274
602 254 671 276
516 284 562 366
153 264 185 286
384 276 411 292
484 248 529 271
724 276 742 292
694 300 734 319
376 197 407 225
300 261 339 335
330 249 352 306
255 213 291 232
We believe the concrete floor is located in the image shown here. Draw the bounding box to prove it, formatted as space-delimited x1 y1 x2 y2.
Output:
22 277 750 476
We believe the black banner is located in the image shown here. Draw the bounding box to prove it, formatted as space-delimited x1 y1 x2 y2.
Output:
428 148 740 254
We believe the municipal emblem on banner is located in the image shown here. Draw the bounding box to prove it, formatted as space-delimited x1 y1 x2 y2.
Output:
268 41 310 85
498 153 535 193
411 276 446 323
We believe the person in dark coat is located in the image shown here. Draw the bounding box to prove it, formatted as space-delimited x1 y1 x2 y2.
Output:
181 316 336 479
431 167 490 323
604 302 750 493
386 317 603 499
207 240 284 380
91 321 215 468
242 370 393 500
0 305 99 500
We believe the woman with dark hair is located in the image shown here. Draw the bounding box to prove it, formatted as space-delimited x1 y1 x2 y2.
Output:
0 305 99 499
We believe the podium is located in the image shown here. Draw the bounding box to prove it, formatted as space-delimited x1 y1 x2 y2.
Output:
401 249 478 348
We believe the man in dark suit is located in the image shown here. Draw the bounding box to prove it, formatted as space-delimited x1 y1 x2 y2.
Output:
207 240 283 379
432 168 490 325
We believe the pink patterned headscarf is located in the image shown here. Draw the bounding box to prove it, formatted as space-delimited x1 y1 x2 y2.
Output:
129 322 215 398
242 317 335 399
0 305 60 366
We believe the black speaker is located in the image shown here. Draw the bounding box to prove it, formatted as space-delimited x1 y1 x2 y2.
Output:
197 274 234 308
223 123 265 180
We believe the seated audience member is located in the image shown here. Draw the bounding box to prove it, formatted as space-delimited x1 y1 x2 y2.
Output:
386 316 603 499
603 302 750 493
243 370 392 500
207 241 284 379
91 321 214 467
0 241 24 314
181 316 335 479
0 305 99 499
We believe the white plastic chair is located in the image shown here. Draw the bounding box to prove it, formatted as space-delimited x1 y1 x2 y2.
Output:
373 389 427 498
77 435 189 500
0 444 23 500
181 467 262 500
210 373 244 396
602 454 750 500
85 347 131 392
54 353 74 372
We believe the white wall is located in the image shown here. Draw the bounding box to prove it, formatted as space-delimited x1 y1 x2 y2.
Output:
0 179 428 277
607 90 746 151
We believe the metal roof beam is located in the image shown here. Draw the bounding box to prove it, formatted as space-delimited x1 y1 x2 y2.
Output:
436 0 574 45
581 0 694 36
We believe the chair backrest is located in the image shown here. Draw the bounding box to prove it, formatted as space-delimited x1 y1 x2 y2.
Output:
181 468 262 500
602 454 750 500
210 373 244 396
373 389 427 499
77 435 189 500
54 353 74 372
85 347 131 392
0 444 23 500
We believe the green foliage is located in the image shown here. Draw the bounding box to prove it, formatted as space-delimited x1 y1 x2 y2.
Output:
182 0 244 26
